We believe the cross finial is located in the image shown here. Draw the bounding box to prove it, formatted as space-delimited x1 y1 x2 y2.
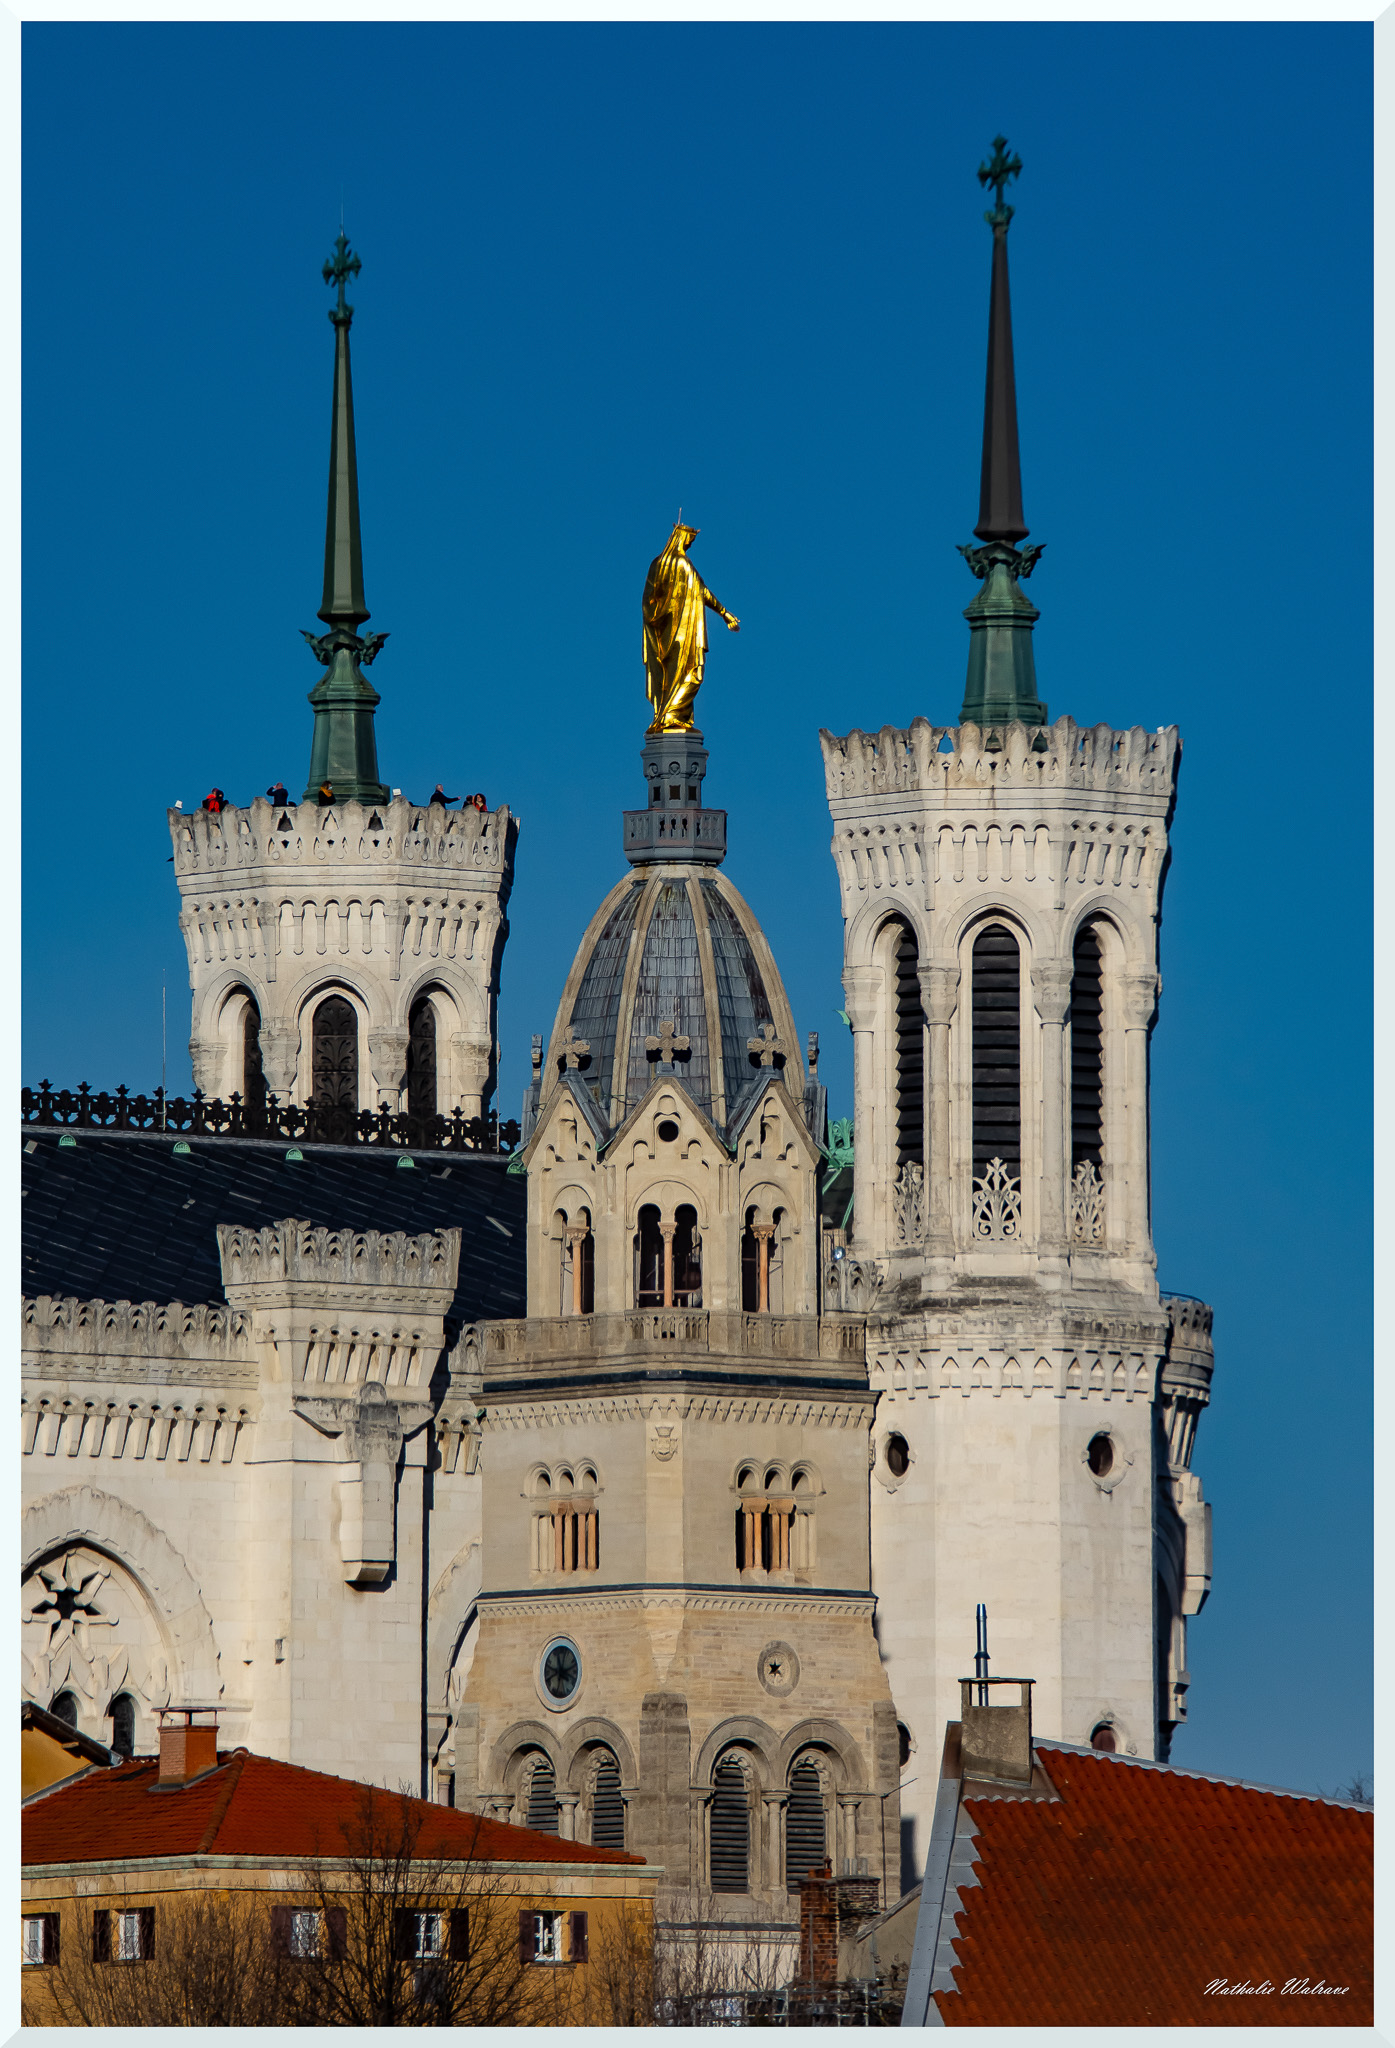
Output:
557 1026 591 1072
323 229 362 327
747 1023 788 1067
645 1020 691 1065
978 134 1022 231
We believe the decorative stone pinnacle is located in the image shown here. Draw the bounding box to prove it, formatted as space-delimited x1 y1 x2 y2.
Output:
978 134 1022 231
558 1027 591 1072
645 1021 691 1064
747 1024 788 1067
323 229 361 328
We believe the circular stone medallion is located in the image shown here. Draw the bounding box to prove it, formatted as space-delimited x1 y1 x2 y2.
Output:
756 1640 800 1698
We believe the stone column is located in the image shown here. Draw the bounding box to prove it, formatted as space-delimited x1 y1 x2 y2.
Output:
189 1037 224 1100
660 1223 676 1308
842 967 881 1255
763 1790 788 1892
1120 973 1159 1257
753 1226 775 1310
556 1793 580 1840
919 965 960 1255
1034 961 1073 1261
565 1227 589 1314
450 1032 492 1120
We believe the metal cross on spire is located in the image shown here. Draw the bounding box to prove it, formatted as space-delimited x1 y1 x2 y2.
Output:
978 135 1022 231
323 230 362 326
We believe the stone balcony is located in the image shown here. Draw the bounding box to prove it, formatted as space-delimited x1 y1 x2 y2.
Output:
474 1308 868 1385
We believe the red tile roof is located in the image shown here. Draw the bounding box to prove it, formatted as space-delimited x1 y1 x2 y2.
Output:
935 1746 1373 2028
23 1751 645 1872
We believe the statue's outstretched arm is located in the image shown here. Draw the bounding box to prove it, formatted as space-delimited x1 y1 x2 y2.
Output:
699 579 740 630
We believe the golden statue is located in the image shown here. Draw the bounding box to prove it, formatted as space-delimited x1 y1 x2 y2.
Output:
642 522 739 733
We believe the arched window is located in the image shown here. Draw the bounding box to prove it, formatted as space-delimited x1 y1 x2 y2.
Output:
406 995 438 1130
710 1756 750 1893
241 998 266 1127
635 1205 663 1308
785 1757 827 1887
672 1205 702 1308
589 1751 625 1850
892 922 924 1170
49 1692 78 1728
109 1694 136 1758
971 924 1022 1182
741 1215 760 1310
312 994 359 1139
1069 926 1105 1241
560 1212 595 1316
735 1479 795 1573
524 1754 560 1834
532 1466 600 1572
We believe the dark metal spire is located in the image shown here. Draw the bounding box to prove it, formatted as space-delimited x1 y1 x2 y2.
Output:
975 137 1027 545
301 232 390 804
958 138 1048 730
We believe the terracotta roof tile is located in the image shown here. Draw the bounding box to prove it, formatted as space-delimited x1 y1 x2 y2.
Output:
23 1751 645 1871
933 1747 1372 2028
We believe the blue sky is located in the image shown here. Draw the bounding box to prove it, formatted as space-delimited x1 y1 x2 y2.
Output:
23 21 1371 1797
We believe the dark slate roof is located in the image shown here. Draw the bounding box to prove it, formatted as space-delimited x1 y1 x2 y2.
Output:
20 1130 527 1327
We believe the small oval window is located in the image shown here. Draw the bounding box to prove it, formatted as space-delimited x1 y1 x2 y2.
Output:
886 1433 910 1478
1090 1722 1117 1752
657 1119 680 1142
1087 1433 1114 1478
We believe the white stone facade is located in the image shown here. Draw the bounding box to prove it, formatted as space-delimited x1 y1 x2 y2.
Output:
819 711 1214 1882
170 793 516 1117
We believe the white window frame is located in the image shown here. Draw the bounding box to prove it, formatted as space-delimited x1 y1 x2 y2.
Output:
115 1911 144 1962
288 1909 321 1960
22 1917 46 1967
412 1911 446 1960
533 1910 564 1964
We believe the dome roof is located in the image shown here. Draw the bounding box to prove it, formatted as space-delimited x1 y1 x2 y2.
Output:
542 866 805 1141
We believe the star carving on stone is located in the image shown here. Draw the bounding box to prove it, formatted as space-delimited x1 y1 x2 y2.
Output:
766 1656 784 1679
25 1554 117 1657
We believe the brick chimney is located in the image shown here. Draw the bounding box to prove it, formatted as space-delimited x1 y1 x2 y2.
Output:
959 1676 1034 1785
157 1707 220 1787
797 1863 882 1986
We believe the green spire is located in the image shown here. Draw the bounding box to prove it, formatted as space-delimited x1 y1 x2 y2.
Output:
958 137 1048 730
301 232 391 805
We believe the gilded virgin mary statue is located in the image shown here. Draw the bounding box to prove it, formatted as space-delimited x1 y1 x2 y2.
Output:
642 522 740 733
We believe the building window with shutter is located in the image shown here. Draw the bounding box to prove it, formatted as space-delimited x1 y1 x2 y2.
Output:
524 1754 560 1833
241 997 266 1127
270 1905 348 1962
22 1915 59 1967
970 922 1023 1240
406 994 438 1131
785 1757 828 1888
588 1751 625 1849
1068 924 1106 1244
93 1907 154 1963
312 993 359 1138
710 1754 752 1893
891 920 924 1173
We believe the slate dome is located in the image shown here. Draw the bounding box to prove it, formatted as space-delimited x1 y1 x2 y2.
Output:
544 867 805 1141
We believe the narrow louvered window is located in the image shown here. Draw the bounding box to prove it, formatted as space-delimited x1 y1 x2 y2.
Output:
406 995 437 1127
241 1000 266 1124
525 1756 560 1834
785 1759 827 1888
892 924 924 1169
590 1753 625 1849
710 1758 750 1893
1070 926 1104 1171
971 925 1021 1178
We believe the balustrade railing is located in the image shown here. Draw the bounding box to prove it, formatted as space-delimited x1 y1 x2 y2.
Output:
21 1081 520 1155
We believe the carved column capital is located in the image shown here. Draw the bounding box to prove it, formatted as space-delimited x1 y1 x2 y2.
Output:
1034 961 1074 1025
188 1037 223 1098
918 964 961 1027
368 1027 410 1099
1121 972 1161 1028
259 1018 299 1096
841 967 881 1032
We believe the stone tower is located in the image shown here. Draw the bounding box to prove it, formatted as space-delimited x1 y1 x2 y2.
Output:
819 141 1215 1883
169 235 516 1126
448 707 900 1946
